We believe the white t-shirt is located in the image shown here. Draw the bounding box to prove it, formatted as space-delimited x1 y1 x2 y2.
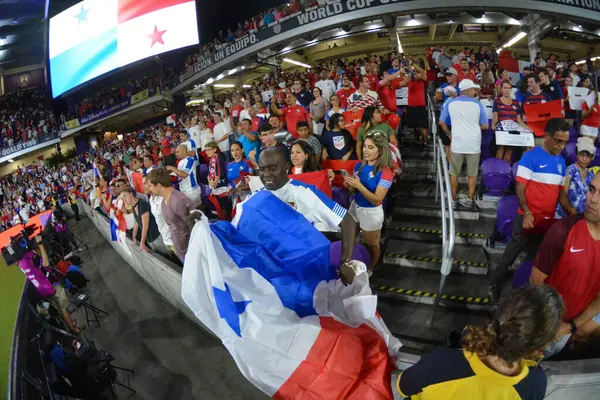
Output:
149 195 173 246
440 96 488 154
237 179 346 232
187 124 201 146
213 122 230 152
315 79 337 103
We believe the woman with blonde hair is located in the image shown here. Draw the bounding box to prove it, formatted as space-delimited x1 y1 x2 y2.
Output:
343 131 394 273
397 285 564 399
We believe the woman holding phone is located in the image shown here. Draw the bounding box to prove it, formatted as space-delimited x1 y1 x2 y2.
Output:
343 131 394 273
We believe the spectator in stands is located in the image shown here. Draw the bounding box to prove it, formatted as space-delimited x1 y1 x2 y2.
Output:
356 107 397 160
237 118 260 160
397 285 562 399
212 113 232 162
166 145 202 207
199 119 214 150
142 155 156 176
270 93 312 139
179 130 198 164
184 116 201 147
343 131 393 273
336 75 356 110
268 114 288 138
249 122 287 169
325 94 345 131
456 58 476 83
292 79 313 107
120 188 161 253
556 137 595 218
581 90 599 139
296 121 322 162
205 141 232 219
488 118 574 302
347 76 385 111
440 68 458 104
439 79 488 208
290 140 320 175
404 60 430 149
142 175 175 258
493 79 529 162
523 74 551 106
315 69 337 102
145 168 195 262
569 63 581 87
539 69 563 102
530 173 600 357
309 87 327 136
322 113 355 162
159 128 175 167
227 141 253 205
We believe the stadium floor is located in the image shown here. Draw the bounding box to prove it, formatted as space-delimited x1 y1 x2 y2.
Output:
0 258 24 398
68 217 267 400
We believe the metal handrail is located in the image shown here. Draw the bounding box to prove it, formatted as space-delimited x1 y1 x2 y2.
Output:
427 95 455 308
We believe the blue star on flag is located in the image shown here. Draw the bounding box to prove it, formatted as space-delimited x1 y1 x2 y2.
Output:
213 283 251 337
75 6 89 25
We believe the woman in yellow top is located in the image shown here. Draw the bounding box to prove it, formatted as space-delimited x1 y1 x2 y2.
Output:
397 285 563 399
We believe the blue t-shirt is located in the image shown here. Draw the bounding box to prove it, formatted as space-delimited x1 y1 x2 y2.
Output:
227 159 253 184
238 132 260 159
353 163 394 208
321 129 355 160
440 82 459 103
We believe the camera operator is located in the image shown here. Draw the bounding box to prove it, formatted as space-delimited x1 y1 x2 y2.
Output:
16 230 85 335
44 208 81 259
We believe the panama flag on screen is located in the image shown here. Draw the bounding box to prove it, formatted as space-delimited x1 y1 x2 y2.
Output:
49 0 198 97
182 191 400 399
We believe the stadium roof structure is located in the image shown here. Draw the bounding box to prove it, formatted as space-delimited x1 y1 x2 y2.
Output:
0 0 47 70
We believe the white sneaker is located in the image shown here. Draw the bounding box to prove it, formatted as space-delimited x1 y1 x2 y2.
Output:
458 197 474 208
65 252 73 260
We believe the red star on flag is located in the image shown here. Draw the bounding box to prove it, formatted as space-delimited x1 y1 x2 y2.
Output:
146 25 166 48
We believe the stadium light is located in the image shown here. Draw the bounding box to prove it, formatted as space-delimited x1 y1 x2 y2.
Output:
242 84 252 88
205 78 214 85
214 84 235 88
497 31 527 53
228 68 238 75
576 56 599 65
216 73 225 80
283 58 312 68
8 159 14 163
186 99 204 106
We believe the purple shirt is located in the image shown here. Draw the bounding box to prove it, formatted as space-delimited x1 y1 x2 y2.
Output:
161 190 194 261
19 251 55 298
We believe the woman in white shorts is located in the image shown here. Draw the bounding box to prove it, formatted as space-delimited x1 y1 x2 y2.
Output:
343 131 394 273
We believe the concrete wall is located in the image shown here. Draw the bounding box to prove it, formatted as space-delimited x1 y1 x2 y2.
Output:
0 136 76 176
79 201 217 340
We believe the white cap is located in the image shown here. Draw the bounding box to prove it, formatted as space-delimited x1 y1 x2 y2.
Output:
446 67 457 75
458 79 480 91
577 136 596 156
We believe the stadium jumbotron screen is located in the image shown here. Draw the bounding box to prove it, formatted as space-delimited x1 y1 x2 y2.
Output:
49 0 199 98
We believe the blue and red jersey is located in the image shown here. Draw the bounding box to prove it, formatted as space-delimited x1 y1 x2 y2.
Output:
353 163 393 208
493 99 521 123
515 146 566 218
227 159 253 185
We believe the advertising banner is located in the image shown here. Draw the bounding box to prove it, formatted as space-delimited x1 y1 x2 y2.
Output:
131 88 150 105
65 119 80 130
0 132 59 158
3 69 46 94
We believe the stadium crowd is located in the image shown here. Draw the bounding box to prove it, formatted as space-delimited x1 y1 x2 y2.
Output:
0 87 58 150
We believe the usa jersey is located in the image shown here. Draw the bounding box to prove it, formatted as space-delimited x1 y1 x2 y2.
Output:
353 163 393 208
227 159 253 185
177 156 198 193
238 180 347 232
516 146 565 218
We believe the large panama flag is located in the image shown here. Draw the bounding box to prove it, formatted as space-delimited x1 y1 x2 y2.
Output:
49 0 199 97
182 191 400 399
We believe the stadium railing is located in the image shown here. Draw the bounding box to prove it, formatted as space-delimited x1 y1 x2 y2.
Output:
430 94 455 308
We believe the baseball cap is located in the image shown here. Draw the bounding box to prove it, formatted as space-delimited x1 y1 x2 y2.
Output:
458 79 480 91
576 136 596 156
446 67 457 75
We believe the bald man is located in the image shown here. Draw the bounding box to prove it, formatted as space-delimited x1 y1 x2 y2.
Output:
166 145 202 206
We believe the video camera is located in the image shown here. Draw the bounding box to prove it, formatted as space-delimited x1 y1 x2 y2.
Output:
3 223 40 265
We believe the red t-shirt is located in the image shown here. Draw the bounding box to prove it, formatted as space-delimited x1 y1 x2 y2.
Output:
231 105 244 121
366 73 379 91
161 136 173 157
534 216 600 320
336 88 356 109
281 106 310 139
582 102 600 128
251 117 262 132
456 69 477 84
408 79 426 107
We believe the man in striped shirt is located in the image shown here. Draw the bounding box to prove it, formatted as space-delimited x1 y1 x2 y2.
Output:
347 76 386 112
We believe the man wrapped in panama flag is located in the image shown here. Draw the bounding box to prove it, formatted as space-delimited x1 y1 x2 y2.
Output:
182 147 400 399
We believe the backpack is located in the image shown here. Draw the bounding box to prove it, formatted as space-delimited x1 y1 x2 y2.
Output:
65 265 87 291
56 260 71 275
49 343 72 373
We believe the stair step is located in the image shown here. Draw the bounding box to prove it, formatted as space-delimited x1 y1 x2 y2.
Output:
387 224 487 246
394 202 480 220
400 172 477 185
403 159 435 170
372 283 493 311
383 253 488 275
402 150 435 159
